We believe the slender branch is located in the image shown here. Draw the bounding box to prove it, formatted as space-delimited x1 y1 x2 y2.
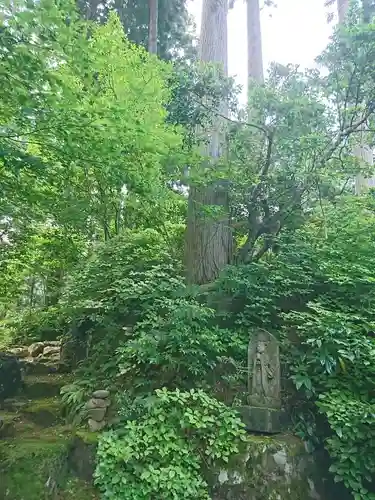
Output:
191 96 270 136
324 111 373 162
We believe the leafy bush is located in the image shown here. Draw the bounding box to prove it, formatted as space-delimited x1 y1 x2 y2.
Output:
2 307 69 345
95 388 245 500
116 295 246 395
280 198 375 499
60 381 90 425
207 196 375 499
57 228 189 402
318 390 375 500
59 227 247 398
62 228 183 329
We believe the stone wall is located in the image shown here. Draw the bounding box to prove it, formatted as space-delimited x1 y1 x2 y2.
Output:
209 434 322 500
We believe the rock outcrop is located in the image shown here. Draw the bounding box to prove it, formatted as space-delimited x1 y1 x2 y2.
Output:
6 339 68 376
0 353 22 401
209 434 323 499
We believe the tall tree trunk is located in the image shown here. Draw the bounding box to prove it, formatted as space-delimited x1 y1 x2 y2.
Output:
247 0 264 84
337 0 374 194
148 0 158 54
185 0 232 285
29 276 35 308
363 0 375 22
337 0 349 22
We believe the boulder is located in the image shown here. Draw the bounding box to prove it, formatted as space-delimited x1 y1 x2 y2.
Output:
0 353 22 401
88 419 106 432
68 432 98 482
59 338 87 369
7 347 29 358
92 390 109 399
44 341 61 347
28 342 44 357
42 346 61 357
87 408 106 422
86 398 110 409
209 434 325 500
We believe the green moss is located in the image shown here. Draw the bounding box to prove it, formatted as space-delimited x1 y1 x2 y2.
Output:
1 411 17 424
60 478 99 499
23 373 73 398
22 396 62 426
0 411 39 437
0 432 71 499
75 428 99 445
0 372 101 500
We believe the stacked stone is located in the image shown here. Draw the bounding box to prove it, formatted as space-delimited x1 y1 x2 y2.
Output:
86 390 110 432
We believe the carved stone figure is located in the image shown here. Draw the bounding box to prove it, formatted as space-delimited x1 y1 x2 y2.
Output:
237 329 282 433
248 329 281 409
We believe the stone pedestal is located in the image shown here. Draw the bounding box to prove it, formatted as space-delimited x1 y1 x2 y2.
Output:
237 405 281 434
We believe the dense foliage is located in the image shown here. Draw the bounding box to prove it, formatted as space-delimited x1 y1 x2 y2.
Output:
95 388 245 499
211 195 375 498
1 0 375 499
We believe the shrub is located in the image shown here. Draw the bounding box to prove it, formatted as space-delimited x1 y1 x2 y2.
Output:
318 390 375 500
209 196 375 499
116 295 246 395
4 307 69 345
95 388 246 500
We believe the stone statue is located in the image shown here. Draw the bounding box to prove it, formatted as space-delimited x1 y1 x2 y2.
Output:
237 329 282 433
248 330 280 409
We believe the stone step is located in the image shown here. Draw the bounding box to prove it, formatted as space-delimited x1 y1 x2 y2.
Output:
0 410 40 438
20 358 70 376
1 395 63 428
23 373 73 399
21 396 64 427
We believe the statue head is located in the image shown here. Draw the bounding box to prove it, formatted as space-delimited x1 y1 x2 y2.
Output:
256 341 266 354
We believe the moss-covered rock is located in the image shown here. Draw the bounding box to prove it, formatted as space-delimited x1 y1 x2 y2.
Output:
209 433 323 500
68 429 99 483
0 427 100 499
21 396 63 427
0 411 17 437
23 373 73 399
0 410 40 437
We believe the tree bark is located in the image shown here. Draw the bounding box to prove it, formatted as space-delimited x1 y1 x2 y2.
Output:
148 0 158 54
247 0 264 83
185 0 232 285
337 0 349 22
